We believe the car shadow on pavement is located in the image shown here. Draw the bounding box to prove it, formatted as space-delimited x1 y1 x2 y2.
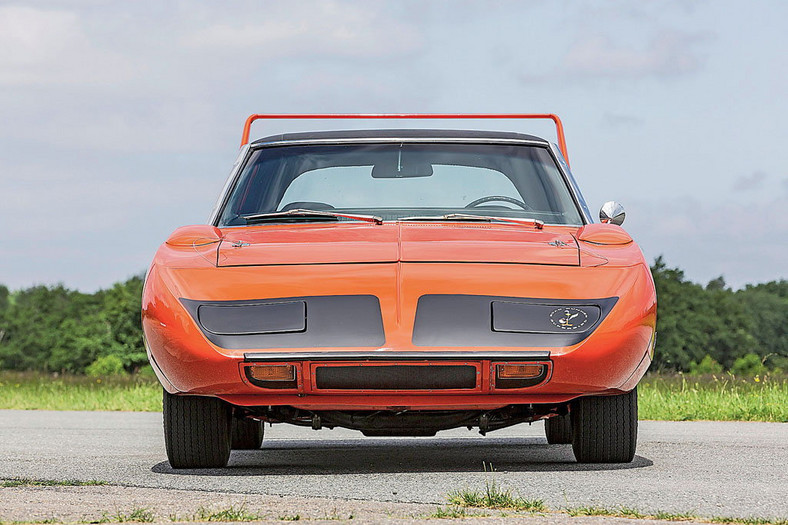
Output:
151 437 653 475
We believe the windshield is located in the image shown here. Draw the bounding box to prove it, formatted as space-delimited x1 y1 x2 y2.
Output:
217 143 583 226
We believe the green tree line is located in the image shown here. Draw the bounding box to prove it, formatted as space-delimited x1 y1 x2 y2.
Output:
0 276 146 376
0 258 785 375
650 256 786 374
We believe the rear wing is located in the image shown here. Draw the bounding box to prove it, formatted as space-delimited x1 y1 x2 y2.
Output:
240 113 570 165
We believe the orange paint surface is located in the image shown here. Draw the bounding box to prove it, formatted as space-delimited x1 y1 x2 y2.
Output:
144 113 654 414
143 221 656 410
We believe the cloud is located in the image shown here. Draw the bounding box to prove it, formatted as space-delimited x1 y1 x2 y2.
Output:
0 6 135 87
0 2 429 153
562 31 707 79
523 29 710 82
179 2 424 60
627 195 788 289
732 171 767 192
602 113 645 128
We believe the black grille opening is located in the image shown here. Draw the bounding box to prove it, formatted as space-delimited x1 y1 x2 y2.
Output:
315 365 477 390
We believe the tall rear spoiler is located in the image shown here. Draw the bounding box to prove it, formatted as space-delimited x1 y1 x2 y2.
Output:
239 113 570 165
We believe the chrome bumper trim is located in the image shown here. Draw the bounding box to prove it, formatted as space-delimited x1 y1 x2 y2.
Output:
243 350 551 362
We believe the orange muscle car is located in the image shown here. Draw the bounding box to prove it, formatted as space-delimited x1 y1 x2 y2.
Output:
143 114 656 468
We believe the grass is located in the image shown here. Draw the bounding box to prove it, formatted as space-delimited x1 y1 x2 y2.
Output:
639 373 787 422
567 505 643 517
1 371 786 422
564 505 787 524
166 504 272 522
709 518 788 525
104 508 155 523
429 506 481 518
0 372 160 412
189 504 265 522
445 475 787 524
566 505 696 520
1 478 108 488
446 484 787 524
447 478 546 512
0 494 785 524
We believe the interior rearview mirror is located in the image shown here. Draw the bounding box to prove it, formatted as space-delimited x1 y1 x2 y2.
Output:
371 148 434 178
371 161 433 178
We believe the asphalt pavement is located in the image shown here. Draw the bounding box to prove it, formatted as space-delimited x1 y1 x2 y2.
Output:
0 410 785 519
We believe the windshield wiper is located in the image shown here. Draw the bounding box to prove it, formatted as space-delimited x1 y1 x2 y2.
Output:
398 213 543 229
242 209 383 225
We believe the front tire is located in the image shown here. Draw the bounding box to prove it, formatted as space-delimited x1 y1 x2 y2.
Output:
163 389 232 468
571 388 638 463
231 417 264 450
545 413 572 444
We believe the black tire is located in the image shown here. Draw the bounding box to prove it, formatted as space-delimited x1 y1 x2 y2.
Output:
570 388 638 463
162 389 232 468
231 417 264 450
545 413 572 444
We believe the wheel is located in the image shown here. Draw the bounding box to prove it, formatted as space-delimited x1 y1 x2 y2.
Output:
570 388 638 463
162 389 232 468
465 195 532 210
231 417 264 450
545 413 572 444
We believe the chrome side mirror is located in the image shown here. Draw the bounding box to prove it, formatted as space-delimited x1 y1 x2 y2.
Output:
600 201 626 226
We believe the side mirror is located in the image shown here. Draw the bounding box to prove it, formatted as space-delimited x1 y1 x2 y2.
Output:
599 201 626 226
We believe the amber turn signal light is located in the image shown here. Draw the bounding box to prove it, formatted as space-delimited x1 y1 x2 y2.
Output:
496 363 544 379
248 364 296 381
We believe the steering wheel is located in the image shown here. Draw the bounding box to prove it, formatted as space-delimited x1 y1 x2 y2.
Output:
465 195 532 211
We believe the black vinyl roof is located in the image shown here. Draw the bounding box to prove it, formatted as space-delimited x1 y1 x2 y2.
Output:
252 129 548 145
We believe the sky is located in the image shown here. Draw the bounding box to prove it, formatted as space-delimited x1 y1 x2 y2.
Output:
0 0 786 292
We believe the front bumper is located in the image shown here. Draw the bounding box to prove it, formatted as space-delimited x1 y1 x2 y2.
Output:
143 261 656 410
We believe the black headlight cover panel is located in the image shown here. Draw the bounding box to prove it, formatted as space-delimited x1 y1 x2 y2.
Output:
492 302 601 334
181 295 385 350
413 295 618 347
198 301 306 335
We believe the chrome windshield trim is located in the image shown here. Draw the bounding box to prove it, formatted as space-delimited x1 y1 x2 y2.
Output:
548 142 592 225
209 144 253 226
244 350 551 362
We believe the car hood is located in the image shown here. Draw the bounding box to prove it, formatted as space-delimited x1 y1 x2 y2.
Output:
217 223 580 267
